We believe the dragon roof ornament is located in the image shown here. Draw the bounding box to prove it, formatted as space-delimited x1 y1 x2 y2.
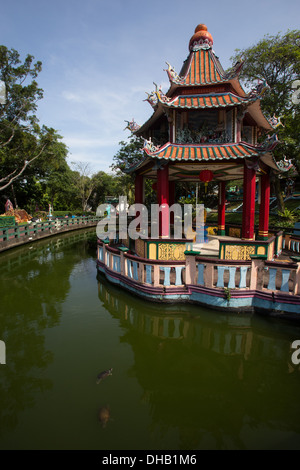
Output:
144 83 170 109
246 79 270 100
165 62 185 84
268 114 284 129
274 155 294 172
142 137 160 153
124 119 140 133
223 58 244 80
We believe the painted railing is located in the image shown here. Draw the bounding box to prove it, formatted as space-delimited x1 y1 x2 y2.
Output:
284 233 300 254
100 243 186 288
97 241 300 297
0 216 101 244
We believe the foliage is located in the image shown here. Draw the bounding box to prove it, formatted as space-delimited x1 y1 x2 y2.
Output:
224 288 231 302
230 29 300 209
231 30 300 116
0 46 64 191
111 136 144 173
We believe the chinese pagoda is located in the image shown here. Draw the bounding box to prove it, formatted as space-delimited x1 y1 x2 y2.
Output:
96 23 300 317
125 23 292 260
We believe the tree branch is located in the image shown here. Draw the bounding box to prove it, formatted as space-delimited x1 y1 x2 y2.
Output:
0 142 47 191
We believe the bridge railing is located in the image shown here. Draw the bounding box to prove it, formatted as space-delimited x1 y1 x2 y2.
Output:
0 216 101 243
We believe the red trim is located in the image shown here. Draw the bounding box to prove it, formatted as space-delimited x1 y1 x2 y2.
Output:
218 181 226 233
157 164 169 237
258 173 270 239
242 162 256 239
135 174 144 204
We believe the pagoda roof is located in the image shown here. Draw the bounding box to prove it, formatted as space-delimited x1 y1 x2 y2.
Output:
143 141 265 162
125 139 292 182
160 92 257 110
168 47 231 88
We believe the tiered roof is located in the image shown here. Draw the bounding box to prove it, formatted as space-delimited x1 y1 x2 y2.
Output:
125 23 291 179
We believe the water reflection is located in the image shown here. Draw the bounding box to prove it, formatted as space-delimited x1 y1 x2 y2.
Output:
97 274 300 450
0 230 97 439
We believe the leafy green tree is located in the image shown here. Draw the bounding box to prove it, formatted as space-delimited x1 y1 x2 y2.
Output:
70 161 96 212
0 46 63 192
231 30 300 211
111 136 147 205
89 171 117 210
111 136 144 173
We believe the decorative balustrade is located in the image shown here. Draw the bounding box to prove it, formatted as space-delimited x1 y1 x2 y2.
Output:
284 235 300 254
97 241 300 297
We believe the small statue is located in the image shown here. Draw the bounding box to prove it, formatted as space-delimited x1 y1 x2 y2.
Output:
5 199 13 212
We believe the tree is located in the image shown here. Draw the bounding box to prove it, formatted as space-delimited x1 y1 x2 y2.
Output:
111 136 144 174
230 30 300 211
0 46 59 191
70 161 96 212
111 136 145 204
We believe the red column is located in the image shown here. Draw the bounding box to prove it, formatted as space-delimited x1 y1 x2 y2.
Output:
218 181 226 236
157 165 169 238
135 173 144 204
258 172 270 240
135 173 144 232
169 181 175 226
242 162 256 240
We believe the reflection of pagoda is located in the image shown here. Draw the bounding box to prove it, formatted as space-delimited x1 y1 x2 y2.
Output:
127 23 292 242
97 277 300 450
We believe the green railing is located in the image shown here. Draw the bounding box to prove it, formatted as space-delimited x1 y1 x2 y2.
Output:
0 216 100 243
0 216 16 228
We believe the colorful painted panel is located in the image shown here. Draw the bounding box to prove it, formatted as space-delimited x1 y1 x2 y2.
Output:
224 245 255 261
158 243 186 261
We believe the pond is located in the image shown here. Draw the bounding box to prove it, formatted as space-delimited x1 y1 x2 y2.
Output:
1 228 300 450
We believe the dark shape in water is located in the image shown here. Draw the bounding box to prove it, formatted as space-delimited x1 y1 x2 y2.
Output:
96 368 113 384
98 405 111 428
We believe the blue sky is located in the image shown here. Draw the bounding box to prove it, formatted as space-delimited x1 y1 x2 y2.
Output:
2 0 300 174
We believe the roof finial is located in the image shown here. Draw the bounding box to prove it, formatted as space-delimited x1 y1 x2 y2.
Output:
189 23 213 51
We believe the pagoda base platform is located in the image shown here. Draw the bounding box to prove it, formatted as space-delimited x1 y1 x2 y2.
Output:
96 237 300 318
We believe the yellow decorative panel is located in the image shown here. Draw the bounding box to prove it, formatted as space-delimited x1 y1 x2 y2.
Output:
149 243 157 260
257 246 266 255
158 243 186 261
225 245 255 261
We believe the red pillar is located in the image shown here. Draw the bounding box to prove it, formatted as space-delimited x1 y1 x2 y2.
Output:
218 181 226 236
135 173 144 204
169 181 175 226
135 173 144 232
242 162 256 240
258 172 270 240
157 165 169 238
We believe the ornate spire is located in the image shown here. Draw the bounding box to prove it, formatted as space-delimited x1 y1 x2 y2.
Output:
189 23 213 51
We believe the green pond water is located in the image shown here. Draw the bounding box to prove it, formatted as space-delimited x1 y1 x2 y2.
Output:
1 228 300 450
